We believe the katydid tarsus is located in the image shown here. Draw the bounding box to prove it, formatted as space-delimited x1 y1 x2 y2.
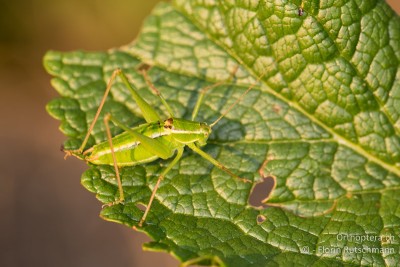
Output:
64 65 263 227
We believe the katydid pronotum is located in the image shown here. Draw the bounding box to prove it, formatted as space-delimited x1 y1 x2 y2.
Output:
64 65 263 227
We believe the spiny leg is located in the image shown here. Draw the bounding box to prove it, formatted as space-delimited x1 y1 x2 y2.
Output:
64 68 161 158
187 143 251 183
103 113 124 204
139 147 184 227
64 69 121 157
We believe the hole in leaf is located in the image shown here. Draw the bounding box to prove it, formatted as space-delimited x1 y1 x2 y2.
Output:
249 156 276 208
248 176 275 208
257 215 266 224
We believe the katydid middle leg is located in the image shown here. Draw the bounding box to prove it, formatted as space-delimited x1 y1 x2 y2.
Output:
101 113 180 226
103 113 125 204
100 112 175 205
139 147 184 227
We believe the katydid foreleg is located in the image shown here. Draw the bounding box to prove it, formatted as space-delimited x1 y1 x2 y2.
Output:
188 143 251 183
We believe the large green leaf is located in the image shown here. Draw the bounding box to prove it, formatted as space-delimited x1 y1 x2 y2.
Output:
44 1 400 266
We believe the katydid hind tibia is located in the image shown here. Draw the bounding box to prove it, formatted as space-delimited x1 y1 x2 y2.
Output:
64 67 261 227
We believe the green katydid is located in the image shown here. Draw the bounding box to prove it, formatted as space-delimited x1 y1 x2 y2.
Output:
65 65 262 227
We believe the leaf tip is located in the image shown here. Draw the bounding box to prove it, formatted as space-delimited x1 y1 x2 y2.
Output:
43 50 63 75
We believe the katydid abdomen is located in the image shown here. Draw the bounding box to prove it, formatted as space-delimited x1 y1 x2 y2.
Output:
83 118 211 167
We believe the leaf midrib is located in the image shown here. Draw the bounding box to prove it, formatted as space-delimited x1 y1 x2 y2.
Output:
170 3 400 178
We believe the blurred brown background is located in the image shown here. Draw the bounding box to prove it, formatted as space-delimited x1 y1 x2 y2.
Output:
0 1 399 266
0 0 179 266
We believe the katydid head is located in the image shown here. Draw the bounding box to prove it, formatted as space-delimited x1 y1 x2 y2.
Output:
196 122 211 146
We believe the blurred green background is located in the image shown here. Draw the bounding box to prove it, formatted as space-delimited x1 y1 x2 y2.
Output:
0 1 398 266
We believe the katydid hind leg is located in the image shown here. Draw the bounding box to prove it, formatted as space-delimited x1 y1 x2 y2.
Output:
64 68 161 157
139 147 184 227
118 69 160 123
64 69 122 156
